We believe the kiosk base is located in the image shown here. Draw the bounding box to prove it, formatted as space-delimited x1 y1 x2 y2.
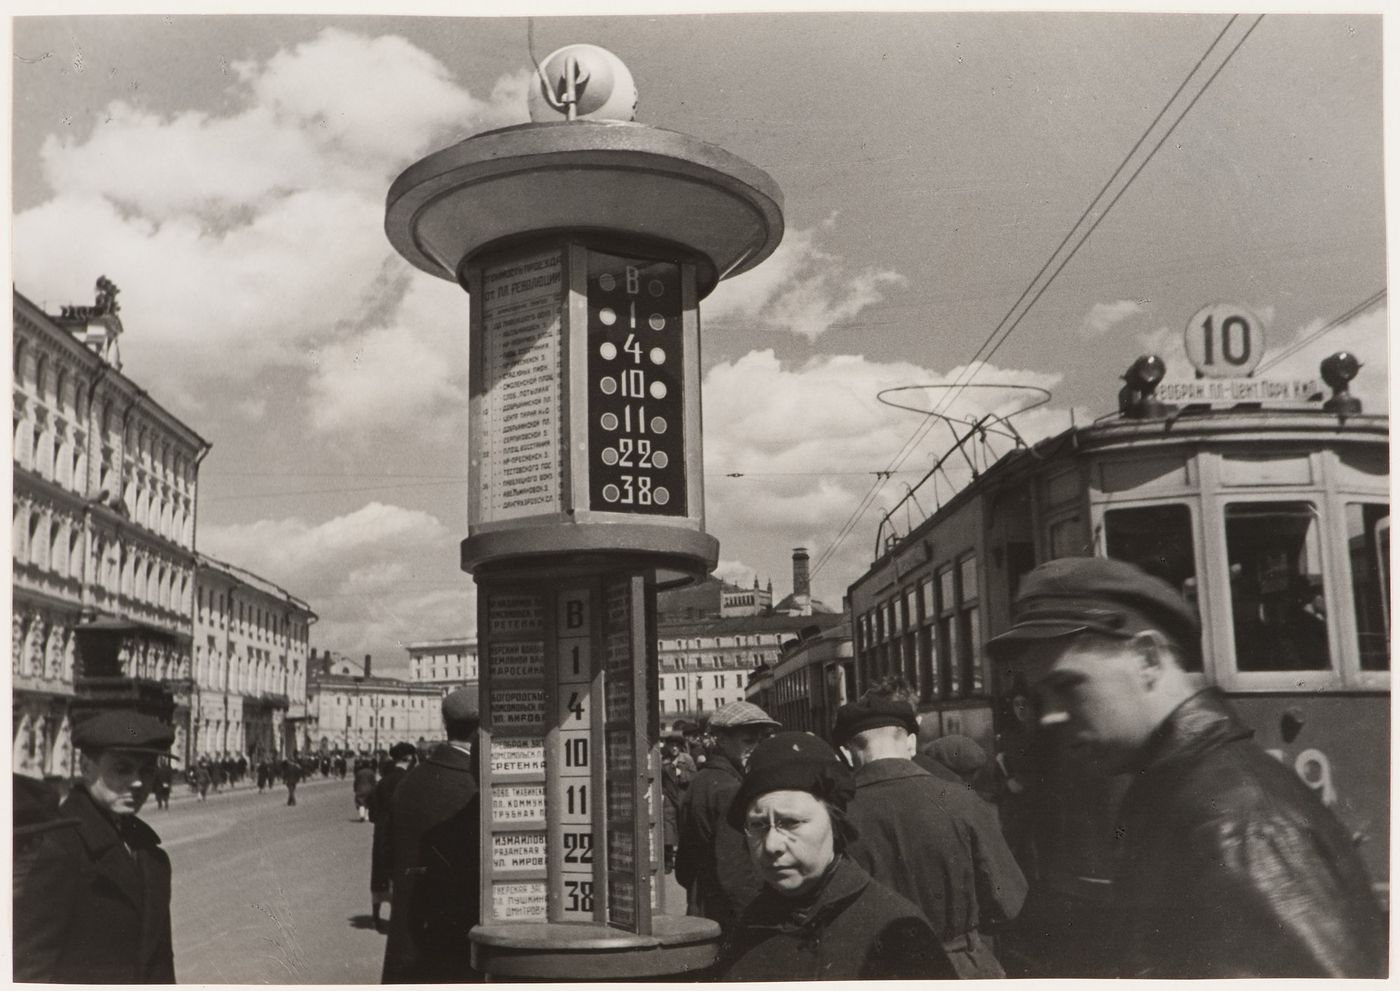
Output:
470 917 722 981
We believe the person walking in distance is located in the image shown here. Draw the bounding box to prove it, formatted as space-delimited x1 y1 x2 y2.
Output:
282 755 303 806
13 710 178 983
987 556 1387 978
674 700 778 932
382 688 482 983
370 743 417 933
834 681 1027 978
353 758 378 822
152 757 174 811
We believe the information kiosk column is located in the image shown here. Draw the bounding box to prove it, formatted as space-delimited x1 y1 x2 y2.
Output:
383 42 784 982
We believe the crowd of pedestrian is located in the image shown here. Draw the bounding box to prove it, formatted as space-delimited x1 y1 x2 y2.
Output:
9 561 1385 984
665 556 1387 980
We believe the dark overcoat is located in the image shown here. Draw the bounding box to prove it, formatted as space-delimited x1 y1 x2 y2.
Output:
381 742 481 984
12 785 175 983
1114 689 1386 978
720 855 955 981
846 757 1027 977
673 751 761 930
370 762 408 896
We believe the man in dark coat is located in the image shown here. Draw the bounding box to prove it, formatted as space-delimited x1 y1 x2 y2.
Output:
674 700 778 932
835 686 1027 978
283 755 302 806
988 557 1386 978
370 742 417 931
382 687 481 983
13 710 178 983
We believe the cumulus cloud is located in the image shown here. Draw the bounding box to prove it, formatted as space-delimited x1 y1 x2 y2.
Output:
306 269 471 439
704 220 905 340
1081 299 1145 337
199 502 474 663
13 27 528 429
700 350 1073 605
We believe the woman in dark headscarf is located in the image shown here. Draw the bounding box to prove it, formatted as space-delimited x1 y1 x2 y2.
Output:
718 732 955 981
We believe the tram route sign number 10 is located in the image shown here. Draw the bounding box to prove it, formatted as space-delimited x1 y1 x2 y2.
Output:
586 251 687 516
1185 303 1264 378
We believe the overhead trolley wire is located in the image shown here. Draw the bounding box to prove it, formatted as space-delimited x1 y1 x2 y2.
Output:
809 14 1265 582
1255 289 1387 374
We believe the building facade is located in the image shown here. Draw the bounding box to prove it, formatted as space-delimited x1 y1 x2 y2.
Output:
13 283 209 778
405 637 480 695
656 614 844 732
191 554 316 763
304 651 442 754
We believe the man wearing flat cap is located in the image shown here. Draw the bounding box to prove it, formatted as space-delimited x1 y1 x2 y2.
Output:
382 687 482 983
987 556 1385 978
13 708 178 983
835 679 1026 978
675 700 779 931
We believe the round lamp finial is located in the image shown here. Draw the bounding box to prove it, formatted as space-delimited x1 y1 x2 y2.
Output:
528 44 638 123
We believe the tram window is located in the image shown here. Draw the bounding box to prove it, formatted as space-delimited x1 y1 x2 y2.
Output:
1225 502 1329 672
1103 504 1202 671
918 625 934 702
1346 503 1390 671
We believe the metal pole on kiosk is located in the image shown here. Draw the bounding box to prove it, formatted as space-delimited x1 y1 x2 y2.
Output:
384 44 784 980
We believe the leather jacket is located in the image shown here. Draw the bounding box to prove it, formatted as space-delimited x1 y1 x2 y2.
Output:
1113 689 1386 978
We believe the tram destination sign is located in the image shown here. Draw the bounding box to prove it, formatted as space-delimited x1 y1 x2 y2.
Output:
476 249 566 523
586 251 687 516
1157 376 1321 406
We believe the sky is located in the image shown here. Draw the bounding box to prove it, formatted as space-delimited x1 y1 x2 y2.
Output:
10 7 1390 677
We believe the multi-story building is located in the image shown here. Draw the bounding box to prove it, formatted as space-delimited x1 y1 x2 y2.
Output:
657 614 845 731
304 651 441 754
191 554 316 762
652 548 844 732
405 637 480 695
13 282 209 778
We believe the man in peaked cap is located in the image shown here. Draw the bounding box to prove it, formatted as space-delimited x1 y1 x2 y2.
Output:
834 679 1026 978
987 556 1385 978
675 700 780 931
382 686 481 983
14 709 178 983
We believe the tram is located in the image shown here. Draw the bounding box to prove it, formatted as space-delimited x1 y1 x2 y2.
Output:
840 348 1389 975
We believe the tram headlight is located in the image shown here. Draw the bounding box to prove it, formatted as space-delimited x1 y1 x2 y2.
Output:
1119 355 1174 419
1320 351 1363 416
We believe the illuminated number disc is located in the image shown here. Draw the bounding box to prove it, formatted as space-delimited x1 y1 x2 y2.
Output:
599 307 617 326
648 314 666 331
600 376 617 395
652 451 669 469
602 484 620 503
602 447 619 466
650 416 667 434
600 412 619 431
654 487 670 506
648 280 665 297
649 347 666 365
599 342 617 360
599 274 616 291
649 381 668 400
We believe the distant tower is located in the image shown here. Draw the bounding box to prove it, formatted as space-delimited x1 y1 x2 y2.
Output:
792 547 811 601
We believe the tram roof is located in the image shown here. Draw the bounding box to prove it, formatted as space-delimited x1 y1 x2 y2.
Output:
863 403 1389 579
